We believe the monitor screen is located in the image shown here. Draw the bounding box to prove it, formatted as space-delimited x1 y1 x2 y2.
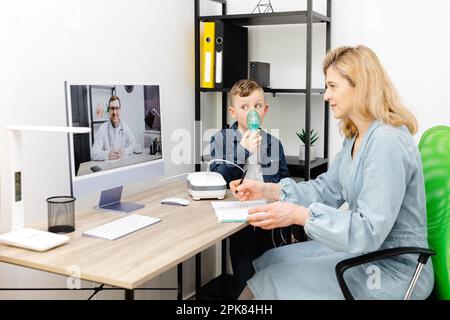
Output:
65 83 164 197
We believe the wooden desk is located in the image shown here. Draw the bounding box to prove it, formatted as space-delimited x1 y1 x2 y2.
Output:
0 181 245 291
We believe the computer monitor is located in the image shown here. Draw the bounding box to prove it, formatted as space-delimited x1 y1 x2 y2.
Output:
65 82 164 212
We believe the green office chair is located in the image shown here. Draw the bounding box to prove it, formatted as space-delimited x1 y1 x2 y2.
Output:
335 125 450 300
419 125 450 299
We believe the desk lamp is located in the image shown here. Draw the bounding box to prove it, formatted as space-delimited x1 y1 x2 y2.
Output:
0 125 90 251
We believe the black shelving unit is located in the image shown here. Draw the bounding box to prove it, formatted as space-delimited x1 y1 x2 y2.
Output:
200 87 326 94
200 10 330 25
194 0 331 299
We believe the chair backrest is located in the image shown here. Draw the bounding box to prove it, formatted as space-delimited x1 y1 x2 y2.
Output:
418 125 450 300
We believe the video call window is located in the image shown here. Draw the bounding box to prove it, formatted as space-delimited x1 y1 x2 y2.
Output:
68 84 162 177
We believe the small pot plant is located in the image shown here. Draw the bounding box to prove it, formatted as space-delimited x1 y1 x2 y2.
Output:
296 129 319 161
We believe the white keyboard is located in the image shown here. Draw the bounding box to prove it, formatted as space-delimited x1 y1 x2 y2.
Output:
83 214 160 240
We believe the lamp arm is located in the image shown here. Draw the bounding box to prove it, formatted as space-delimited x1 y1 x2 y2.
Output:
3 125 90 232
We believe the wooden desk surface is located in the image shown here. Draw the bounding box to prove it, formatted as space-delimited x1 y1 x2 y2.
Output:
0 181 246 289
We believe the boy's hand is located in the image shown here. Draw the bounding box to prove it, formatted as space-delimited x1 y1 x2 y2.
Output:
240 129 262 154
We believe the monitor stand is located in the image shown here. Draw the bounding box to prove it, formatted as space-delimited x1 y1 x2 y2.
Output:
97 186 144 213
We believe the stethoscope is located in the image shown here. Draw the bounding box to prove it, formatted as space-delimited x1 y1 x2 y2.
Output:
108 120 124 150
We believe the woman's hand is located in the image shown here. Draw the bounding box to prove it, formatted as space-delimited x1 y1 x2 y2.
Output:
230 179 265 201
247 201 311 230
230 179 283 202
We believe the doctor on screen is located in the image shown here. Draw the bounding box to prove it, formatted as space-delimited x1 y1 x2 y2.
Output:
91 95 137 161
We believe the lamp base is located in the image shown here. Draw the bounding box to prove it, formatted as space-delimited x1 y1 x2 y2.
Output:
0 228 69 252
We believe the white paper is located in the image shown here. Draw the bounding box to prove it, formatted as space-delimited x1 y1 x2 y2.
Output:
211 199 267 223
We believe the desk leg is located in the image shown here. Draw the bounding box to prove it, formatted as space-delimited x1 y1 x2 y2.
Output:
221 239 227 274
125 289 134 300
177 263 183 300
195 252 201 295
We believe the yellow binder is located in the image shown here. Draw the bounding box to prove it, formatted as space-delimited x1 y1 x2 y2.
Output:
201 22 215 88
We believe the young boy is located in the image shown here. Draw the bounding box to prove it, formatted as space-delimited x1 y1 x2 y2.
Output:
209 79 290 297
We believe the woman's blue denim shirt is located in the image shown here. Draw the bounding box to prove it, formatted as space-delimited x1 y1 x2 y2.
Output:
280 121 430 256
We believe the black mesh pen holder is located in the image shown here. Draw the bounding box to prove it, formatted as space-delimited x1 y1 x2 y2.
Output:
46 196 76 233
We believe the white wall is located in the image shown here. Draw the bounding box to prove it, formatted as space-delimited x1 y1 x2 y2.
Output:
0 0 211 299
0 0 449 300
329 0 450 158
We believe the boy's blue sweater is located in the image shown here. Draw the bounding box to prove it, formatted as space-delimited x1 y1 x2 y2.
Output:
209 122 290 186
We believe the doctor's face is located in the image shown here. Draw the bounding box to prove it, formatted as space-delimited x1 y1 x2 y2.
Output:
109 100 121 126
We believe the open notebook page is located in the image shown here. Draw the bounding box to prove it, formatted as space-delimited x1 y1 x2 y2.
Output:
211 199 267 223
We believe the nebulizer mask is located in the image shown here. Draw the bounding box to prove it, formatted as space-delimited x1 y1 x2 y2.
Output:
246 109 260 131
245 109 262 160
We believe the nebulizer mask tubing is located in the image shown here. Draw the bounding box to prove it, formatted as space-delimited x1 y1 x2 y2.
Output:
154 112 261 191
206 159 245 174
206 111 260 173
247 109 286 244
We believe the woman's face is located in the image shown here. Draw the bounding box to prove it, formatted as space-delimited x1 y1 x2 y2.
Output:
324 66 355 120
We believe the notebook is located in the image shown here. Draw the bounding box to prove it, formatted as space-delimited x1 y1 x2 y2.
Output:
211 199 267 223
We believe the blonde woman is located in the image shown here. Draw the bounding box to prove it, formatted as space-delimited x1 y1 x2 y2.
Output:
231 45 434 300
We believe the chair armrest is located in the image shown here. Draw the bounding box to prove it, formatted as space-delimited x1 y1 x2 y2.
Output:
335 247 435 300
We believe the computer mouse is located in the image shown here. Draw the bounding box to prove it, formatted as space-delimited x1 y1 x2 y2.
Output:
90 165 102 172
160 198 190 206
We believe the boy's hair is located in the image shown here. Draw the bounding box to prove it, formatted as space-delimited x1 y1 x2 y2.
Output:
230 79 264 106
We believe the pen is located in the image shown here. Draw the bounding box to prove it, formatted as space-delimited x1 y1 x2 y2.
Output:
237 169 247 187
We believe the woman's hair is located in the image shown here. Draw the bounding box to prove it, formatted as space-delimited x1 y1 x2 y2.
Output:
323 45 418 137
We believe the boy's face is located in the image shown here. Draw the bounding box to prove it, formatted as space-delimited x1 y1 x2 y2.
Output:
229 89 268 130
